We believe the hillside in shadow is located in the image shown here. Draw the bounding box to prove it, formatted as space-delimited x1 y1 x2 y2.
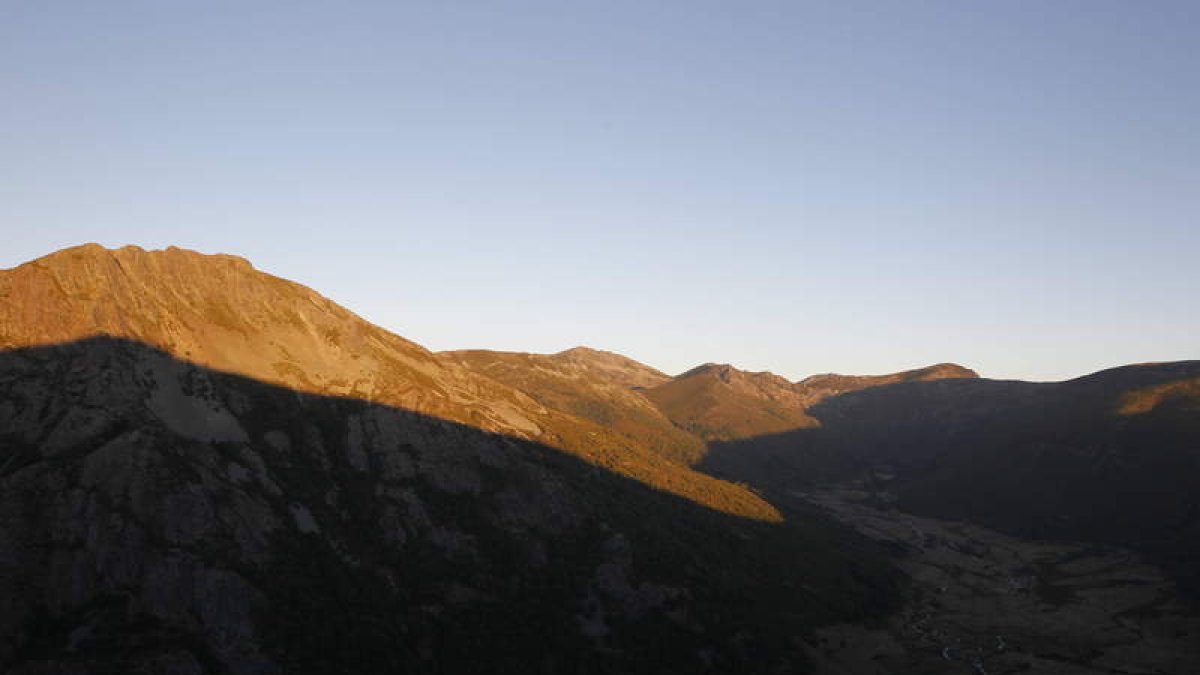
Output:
0 337 900 675
0 243 778 523
697 363 1200 598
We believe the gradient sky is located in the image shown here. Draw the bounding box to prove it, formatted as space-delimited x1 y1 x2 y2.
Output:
2 1 1197 381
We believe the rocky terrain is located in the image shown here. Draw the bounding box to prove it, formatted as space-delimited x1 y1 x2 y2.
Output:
0 244 776 521
1 244 1196 674
0 336 903 675
0 246 899 674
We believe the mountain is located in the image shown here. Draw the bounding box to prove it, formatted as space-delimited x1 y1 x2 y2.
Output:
4 243 1197 673
442 348 705 464
795 362 978 405
643 363 818 442
0 244 528 430
440 351 978 465
0 245 899 674
702 362 1200 596
0 337 900 675
641 361 976 443
0 244 774 522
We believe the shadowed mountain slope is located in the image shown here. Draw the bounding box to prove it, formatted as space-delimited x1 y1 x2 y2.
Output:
443 348 705 464
642 361 977 443
0 244 775 521
701 362 1200 596
5 243 1195 671
795 362 978 405
0 337 899 674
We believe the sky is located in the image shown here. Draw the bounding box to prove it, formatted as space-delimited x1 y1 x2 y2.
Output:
2 1 1196 382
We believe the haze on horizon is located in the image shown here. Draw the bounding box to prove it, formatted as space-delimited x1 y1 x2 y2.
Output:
2 1 1196 382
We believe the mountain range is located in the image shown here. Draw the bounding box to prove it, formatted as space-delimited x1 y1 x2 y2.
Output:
1 244 1196 674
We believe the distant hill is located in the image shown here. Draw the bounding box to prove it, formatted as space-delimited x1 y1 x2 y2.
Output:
796 362 978 404
643 363 818 441
441 352 978 467
641 361 976 443
702 362 1200 595
0 244 775 522
443 348 705 464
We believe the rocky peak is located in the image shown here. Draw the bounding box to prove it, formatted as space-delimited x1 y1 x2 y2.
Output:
1 245 779 522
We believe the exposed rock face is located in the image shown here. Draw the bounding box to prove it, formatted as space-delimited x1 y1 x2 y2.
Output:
0 338 896 674
0 244 777 521
1 340 283 674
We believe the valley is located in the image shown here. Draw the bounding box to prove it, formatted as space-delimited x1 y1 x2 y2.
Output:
799 486 1200 674
0 245 1196 674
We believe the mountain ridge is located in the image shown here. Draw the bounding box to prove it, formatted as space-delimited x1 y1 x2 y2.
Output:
2 243 1198 673
442 347 704 464
700 358 1200 598
0 244 778 521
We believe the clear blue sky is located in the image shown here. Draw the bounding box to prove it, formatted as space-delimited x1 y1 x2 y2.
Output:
2 1 1196 381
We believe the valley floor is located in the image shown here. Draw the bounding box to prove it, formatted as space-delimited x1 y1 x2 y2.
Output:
797 487 1200 675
